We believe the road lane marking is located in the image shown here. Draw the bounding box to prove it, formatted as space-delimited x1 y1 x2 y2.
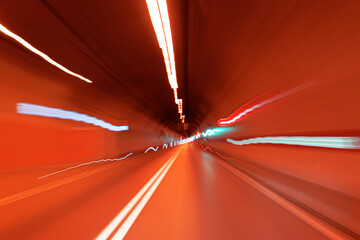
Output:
96 149 181 240
0 24 92 83
111 152 178 239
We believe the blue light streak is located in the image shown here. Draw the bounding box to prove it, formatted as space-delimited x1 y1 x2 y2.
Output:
17 103 129 132
227 136 360 149
202 127 229 137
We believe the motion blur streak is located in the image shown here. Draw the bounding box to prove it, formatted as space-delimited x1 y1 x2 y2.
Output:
197 143 270 177
111 150 179 240
144 146 159 153
217 83 311 126
202 129 217 137
217 160 350 240
0 24 92 83
144 0 184 121
17 103 129 132
1 0 360 239
37 153 133 179
227 136 360 149
0 163 118 207
201 128 229 137
214 151 272 177
203 146 212 152
178 135 195 145
96 150 180 240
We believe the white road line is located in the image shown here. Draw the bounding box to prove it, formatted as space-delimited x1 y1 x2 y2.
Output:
96 149 180 240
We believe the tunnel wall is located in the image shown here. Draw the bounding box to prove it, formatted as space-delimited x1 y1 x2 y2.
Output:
0 39 173 171
194 0 360 200
190 0 360 235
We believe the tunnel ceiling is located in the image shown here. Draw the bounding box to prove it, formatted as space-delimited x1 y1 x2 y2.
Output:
0 0 257 134
1 0 358 134
0 0 182 131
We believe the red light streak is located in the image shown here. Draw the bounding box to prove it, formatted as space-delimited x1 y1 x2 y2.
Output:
217 83 311 126
204 146 213 152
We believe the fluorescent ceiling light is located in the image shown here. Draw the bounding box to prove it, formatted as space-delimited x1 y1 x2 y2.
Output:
145 0 185 122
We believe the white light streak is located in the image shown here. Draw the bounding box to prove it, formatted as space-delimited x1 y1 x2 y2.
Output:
17 103 129 132
227 136 360 149
145 0 184 121
144 146 159 153
177 135 195 145
0 23 92 83
37 153 133 179
162 143 168 148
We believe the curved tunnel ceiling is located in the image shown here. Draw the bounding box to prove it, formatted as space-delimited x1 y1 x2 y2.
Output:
0 0 180 131
1 0 359 135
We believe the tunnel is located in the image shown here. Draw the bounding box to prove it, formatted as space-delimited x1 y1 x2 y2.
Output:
0 0 359 239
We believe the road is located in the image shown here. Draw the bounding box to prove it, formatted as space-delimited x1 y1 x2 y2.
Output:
0 144 343 239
